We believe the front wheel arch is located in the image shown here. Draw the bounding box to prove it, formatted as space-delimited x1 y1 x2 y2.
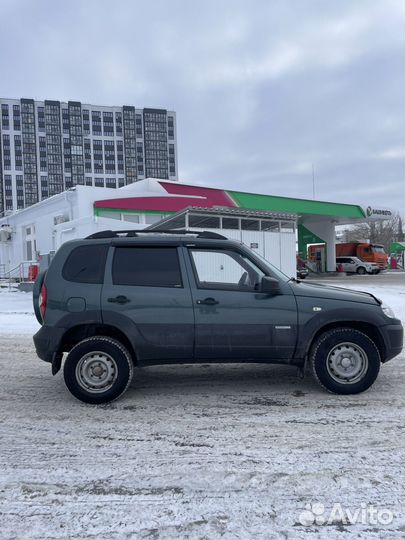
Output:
306 321 385 362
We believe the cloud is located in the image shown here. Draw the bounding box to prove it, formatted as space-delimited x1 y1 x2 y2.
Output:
0 0 403 212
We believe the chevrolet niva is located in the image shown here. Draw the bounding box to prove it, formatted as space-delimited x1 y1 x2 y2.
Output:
33 230 403 404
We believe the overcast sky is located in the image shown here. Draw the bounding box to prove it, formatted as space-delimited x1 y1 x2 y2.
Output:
1 0 403 211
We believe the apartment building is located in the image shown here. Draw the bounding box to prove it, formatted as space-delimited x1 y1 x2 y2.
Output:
0 98 178 215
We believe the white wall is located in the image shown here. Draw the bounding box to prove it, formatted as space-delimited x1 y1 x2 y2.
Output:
190 227 296 277
0 193 71 273
0 184 152 273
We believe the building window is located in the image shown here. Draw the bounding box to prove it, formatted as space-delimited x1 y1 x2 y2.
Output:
222 217 239 230
1 104 9 129
103 111 114 136
122 213 140 223
24 225 36 261
105 177 116 188
82 109 90 135
241 219 260 231
37 106 45 131
13 104 21 130
91 111 102 135
115 112 123 135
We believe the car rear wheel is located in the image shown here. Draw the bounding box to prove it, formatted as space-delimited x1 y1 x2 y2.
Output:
63 337 134 404
310 328 380 394
357 266 366 275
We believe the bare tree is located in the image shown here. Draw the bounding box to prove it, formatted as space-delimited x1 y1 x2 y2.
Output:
343 212 404 252
396 216 404 242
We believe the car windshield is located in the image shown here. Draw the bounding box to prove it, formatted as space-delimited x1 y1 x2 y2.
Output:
372 245 385 253
248 249 291 282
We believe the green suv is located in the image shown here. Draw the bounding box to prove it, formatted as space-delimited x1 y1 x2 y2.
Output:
33 230 403 404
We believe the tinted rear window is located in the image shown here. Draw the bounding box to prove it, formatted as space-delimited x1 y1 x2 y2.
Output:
112 247 182 287
62 244 109 283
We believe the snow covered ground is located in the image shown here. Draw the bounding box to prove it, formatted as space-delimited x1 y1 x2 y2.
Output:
0 274 404 539
0 283 40 335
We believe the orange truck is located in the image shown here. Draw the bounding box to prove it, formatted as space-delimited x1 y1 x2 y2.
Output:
308 242 388 270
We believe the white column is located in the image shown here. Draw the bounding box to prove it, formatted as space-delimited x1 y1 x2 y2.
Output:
304 220 336 272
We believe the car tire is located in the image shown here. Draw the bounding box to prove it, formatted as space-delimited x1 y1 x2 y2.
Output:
63 336 134 404
310 328 380 394
357 266 366 275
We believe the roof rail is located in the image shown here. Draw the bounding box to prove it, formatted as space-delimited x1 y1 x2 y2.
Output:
85 229 227 240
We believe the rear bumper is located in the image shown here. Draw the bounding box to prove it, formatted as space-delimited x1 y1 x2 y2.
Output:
33 326 65 364
380 322 404 362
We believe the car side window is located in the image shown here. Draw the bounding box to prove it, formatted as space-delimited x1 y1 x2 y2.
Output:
112 247 183 288
190 249 265 291
62 244 109 284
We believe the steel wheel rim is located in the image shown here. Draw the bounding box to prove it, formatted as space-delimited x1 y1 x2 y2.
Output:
326 341 368 384
75 351 118 393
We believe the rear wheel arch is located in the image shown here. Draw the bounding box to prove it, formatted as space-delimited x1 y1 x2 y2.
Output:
59 323 138 364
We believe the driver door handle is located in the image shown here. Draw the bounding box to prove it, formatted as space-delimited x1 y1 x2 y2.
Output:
196 297 219 305
108 295 130 304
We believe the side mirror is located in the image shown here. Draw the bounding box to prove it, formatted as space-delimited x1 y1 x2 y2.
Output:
260 276 280 295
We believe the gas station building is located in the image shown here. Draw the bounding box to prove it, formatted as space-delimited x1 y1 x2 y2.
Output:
0 178 388 278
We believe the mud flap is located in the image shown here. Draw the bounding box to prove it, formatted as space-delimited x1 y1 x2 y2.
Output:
51 353 63 375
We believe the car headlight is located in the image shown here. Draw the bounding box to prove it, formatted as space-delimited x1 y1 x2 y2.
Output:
381 303 395 318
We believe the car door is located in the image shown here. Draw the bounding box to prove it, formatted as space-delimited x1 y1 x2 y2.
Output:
183 245 298 361
346 258 357 273
101 243 194 363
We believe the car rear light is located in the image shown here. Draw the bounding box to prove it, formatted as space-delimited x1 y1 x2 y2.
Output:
39 283 47 321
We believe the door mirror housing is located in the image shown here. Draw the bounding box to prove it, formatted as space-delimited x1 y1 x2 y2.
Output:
260 276 281 295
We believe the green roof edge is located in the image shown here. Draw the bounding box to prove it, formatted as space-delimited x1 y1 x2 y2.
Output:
227 190 366 219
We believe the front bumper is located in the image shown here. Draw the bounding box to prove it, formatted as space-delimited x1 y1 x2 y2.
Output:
380 322 404 362
33 325 65 364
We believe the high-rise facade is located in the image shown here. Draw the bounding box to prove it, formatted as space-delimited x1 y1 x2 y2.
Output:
0 98 178 215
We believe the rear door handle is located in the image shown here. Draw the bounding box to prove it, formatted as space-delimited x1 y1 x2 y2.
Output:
196 297 219 305
108 295 130 304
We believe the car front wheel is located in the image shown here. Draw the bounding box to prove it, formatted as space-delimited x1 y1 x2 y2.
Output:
357 266 366 274
310 328 380 394
63 336 134 404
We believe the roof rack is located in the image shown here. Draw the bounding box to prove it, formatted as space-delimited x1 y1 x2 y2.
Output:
85 229 227 240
